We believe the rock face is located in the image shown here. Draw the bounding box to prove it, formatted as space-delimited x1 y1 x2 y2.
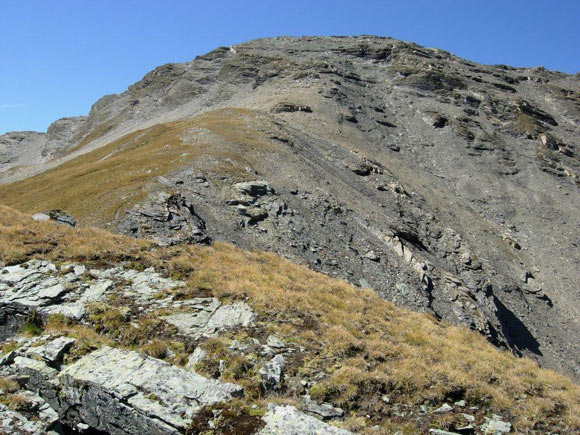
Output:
1 342 242 434
0 131 46 173
119 191 210 245
58 346 242 433
0 116 86 173
1 36 579 380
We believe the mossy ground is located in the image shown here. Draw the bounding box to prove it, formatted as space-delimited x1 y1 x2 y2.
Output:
1 204 579 433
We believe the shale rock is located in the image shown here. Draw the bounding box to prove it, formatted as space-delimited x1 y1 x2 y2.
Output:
58 346 242 433
119 191 210 246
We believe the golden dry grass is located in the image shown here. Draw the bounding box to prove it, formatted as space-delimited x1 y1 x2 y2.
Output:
0 204 579 432
0 377 19 394
0 108 276 227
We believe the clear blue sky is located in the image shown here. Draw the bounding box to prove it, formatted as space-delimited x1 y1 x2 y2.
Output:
1 0 579 134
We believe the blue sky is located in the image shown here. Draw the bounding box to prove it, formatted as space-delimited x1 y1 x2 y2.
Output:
1 0 579 134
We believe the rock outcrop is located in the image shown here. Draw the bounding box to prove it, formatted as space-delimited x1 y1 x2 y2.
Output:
0 116 86 174
1 342 243 434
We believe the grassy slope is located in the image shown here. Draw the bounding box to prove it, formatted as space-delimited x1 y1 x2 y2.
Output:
0 108 275 227
1 204 578 433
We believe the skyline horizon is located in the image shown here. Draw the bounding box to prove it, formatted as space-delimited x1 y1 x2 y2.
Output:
1 0 579 134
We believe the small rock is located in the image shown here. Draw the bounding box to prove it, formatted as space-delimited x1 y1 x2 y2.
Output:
32 213 50 222
259 405 351 434
433 403 453 413
460 253 472 265
77 423 90 432
539 133 558 150
364 251 380 262
358 278 372 288
454 399 466 407
0 351 16 367
25 337 75 367
228 340 241 351
185 347 207 370
429 430 460 435
266 335 286 349
462 413 475 422
301 394 344 420
481 415 511 434
260 354 286 390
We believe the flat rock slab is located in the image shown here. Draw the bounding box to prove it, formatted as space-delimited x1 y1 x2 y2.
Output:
59 346 243 434
163 300 256 338
259 405 352 434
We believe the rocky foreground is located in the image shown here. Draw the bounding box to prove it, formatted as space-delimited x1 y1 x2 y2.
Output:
1 205 579 434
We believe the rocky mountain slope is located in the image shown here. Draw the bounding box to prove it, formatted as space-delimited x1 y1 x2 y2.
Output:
0 35 579 388
0 117 87 174
1 205 579 434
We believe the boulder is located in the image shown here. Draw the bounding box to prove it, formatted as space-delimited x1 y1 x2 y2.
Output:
46 210 76 227
31 212 50 222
